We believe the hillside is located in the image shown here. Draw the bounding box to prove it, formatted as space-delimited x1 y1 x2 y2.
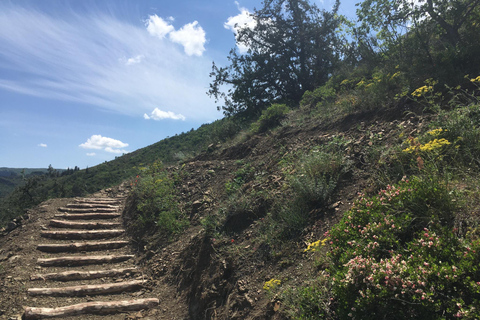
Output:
1 0 480 318
0 168 50 199
2 91 479 319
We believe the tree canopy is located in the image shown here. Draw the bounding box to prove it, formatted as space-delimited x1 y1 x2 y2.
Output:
208 0 341 116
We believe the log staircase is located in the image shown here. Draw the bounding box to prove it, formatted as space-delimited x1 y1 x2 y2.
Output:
22 196 159 319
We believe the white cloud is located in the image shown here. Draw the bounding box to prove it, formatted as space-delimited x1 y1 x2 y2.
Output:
144 107 186 121
169 21 206 56
38 143 47 147
224 3 257 53
0 4 219 122
104 147 129 154
126 55 144 65
86 152 96 156
146 14 206 56
79 135 129 154
146 15 174 39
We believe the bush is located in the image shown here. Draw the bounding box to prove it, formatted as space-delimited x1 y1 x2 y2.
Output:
251 103 290 133
131 161 188 239
290 150 348 208
307 177 480 320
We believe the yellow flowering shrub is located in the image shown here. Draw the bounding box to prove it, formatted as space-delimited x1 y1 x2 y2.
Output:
263 279 281 291
304 238 330 252
403 137 451 153
411 85 433 98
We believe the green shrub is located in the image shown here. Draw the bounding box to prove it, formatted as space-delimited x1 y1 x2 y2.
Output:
433 104 480 169
309 177 480 320
132 161 188 238
290 150 348 207
251 103 290 133
301 85 336 110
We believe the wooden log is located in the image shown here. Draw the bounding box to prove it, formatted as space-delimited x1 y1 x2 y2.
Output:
37 254 134 267
30 268 138 281
49 219 122 229
23 298 159 319
66 203 119 209
40 229 125 240
27 280 145 296
75 198 121 204
58 207 118 213
54 213 121 220
37 240 129 253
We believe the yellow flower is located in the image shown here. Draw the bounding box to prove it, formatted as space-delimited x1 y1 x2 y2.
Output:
390 71 401 80
356 80 366 87
304 238 329 252
427 128 445 137
419 138 451 152
412 85 433 98
263 279 281 291
470 76 480 83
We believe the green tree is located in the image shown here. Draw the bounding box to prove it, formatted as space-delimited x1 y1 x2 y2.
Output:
208 0 341 116
355 0 480 80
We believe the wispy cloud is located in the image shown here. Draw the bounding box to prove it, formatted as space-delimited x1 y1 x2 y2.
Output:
86 152 96 156
144 107 186 121
38 143 47 148
0 3 217 121
125 55 144 66
79 135 129 154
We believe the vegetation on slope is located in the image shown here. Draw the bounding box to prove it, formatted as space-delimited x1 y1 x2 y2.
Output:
2 0 480 318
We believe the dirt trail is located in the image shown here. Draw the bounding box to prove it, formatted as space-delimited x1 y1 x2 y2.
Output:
0 188 161 320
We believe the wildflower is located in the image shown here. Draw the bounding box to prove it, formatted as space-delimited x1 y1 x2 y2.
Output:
427 128 445 137
412 85 433 98
470 76 480 83
263 279 281 291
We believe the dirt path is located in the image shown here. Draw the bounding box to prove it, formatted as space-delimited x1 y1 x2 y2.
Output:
0 190 161 320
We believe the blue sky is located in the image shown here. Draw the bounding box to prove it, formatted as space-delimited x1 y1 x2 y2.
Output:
0 0 357 169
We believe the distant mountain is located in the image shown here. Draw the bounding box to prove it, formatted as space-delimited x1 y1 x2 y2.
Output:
0 167 50 198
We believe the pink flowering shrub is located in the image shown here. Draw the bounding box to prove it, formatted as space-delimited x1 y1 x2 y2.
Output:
324 177 480 319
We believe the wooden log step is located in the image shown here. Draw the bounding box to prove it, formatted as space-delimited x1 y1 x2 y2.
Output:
23 298 159 319
37 254 134 267
49 219 122 229
37 241 129 253
66 203 119 209
58 207 118 213
54 212 121 220
41 229 125 240
75 198 121 204
27 280 145 297
30 267 138 281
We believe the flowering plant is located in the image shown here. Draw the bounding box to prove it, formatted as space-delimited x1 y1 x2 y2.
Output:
327 177 480 319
